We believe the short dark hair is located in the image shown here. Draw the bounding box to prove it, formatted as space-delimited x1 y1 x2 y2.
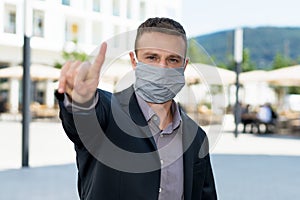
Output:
134 17 187 52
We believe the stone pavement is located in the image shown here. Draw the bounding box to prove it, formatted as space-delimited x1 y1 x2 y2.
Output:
0 164 78 200
0 115 300 199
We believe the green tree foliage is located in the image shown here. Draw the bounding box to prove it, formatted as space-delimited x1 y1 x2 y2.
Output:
288 87 300 94
194 27 300 69
213 48 255 72
187 39 214 65
297 56 300 63
271 52 294 69
54 40 89 69
242 48 255 72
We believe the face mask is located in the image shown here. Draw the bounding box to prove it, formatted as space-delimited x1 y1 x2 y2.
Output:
134 62 185 103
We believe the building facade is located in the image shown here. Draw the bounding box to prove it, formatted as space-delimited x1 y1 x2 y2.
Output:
0 0 182 114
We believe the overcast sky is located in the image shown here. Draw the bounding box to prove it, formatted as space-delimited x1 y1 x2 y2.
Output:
181 0 300 37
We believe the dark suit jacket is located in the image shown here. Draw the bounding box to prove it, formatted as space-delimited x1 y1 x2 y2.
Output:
56 86 217 200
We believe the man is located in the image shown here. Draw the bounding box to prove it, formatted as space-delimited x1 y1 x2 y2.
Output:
56 17 217 200
256 103 277 133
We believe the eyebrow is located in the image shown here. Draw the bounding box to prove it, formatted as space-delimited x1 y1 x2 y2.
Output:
169 55 183 59
142 51 183 59
143 52 159 56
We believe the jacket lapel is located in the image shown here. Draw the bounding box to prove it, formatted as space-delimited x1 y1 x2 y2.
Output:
114 85 157 150
181 111 199 199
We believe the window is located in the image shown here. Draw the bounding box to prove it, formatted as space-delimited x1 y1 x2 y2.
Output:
126 0 132 19
93 0 101 12
62 0 70 6
139 1 146 20
4 4 16 34
65 21 79 42
112 0 120 16
32 10 44 37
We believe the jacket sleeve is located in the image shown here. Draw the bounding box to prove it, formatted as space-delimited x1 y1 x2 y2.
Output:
55 89 111 147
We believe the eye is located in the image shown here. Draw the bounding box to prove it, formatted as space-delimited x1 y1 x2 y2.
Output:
169 58 180 63
146 55 157 61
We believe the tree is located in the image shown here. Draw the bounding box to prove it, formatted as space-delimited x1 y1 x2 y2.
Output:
271 52 293 70
215 48 255 72
54 39 89 69
241 48 255 72
187 39 214 65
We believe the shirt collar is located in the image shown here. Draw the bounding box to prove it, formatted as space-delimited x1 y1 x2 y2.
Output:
135 93 182 132
135 93 156 121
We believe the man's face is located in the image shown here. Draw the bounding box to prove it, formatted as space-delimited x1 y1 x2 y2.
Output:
133 32 187 69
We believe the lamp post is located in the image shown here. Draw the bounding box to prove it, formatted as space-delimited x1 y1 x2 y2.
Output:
22 0 32 167
234 28 243 138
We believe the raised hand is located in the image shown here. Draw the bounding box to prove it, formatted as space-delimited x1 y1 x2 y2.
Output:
58 42 107 104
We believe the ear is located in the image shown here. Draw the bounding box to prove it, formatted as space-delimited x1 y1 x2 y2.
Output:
129 52 137 70
183 57 189 71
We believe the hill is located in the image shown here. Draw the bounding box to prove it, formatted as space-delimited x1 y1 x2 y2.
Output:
192 27 300 69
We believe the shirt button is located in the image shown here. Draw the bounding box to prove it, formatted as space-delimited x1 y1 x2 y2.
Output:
153 116 158 121
160 134 164 138
160 159 164 165
159 187 162 193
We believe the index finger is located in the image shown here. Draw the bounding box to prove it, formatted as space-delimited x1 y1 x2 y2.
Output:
90 42 107 75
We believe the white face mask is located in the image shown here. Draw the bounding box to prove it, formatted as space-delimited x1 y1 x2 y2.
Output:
134 62 185 103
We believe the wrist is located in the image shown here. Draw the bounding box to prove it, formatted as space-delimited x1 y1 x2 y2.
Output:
67 92 97 108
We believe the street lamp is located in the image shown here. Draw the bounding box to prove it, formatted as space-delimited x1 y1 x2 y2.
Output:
22 0 32 167
234 28 243 138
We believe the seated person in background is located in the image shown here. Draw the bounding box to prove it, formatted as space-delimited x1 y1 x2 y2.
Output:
270 104 278 124
256 103 277 133
0 94 7 113
241 104 256 133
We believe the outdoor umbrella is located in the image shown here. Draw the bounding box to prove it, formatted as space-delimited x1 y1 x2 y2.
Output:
240 70 269 84
0 64 61 81
184 63 236 85
267 65 300 86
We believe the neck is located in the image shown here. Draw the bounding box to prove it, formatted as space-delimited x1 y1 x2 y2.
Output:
147 100 173 130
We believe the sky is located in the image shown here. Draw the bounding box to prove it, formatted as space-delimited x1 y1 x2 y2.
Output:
182 0 300 37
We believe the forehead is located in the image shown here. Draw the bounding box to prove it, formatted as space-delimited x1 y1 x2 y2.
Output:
136 32 186 58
